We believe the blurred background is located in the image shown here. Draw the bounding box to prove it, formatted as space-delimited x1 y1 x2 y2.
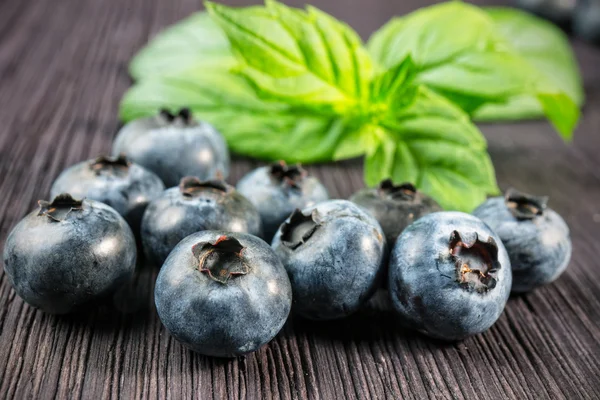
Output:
1 0 598 166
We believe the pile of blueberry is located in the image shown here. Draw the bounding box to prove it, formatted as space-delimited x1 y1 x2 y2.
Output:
2 109 572 357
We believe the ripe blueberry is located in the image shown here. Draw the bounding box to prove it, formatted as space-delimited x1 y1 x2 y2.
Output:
50 154 164 232
236 161 328 240
350 179 442 247
389 212 512 340
3 194 137 314
112 108 230 187
141 177 262 266
574 1 600 46
473 188 571 293
516 0 574 28
272 200 386 320
155 231 292 357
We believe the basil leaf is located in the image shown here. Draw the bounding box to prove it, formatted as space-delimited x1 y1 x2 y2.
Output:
365 85 498 212
368 2 503 72
333 124 377 161
120 67 349 163
333 57 418 161
537 92 581 138
129 12 235 80
206 0 372 112
475 7 584 122
364 129 398 187
416 52 537 101
121 67 280 119
370 56 416 105
367 2 580 139
223 114 349 163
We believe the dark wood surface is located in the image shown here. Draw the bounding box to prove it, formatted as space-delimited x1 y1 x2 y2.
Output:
1 0 599 398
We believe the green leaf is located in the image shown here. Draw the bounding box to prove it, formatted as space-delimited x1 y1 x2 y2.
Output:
364 129 397 186
129 12 236 80
537 92 580 140
475 7 584 122
121 67 280 120
332 57 418 161
416 52 538 101
370 56 416 105
367 2 581 139
368 2 503 71
120 67 349 163
364 86 498 212
333 125 375 161
206 0 372 112
367 3 530 105
224 114 350 163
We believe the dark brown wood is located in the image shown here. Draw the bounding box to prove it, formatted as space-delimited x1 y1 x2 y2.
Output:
1 0 599 399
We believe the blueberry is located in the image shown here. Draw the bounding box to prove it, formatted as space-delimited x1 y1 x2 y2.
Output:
236 161 329 240
473 189 571 293
2 194 136 314
272 200 386 320
155 231 292 357
112 108 230 187
574 0 600 44
389 212 512 340
50 154 164 232
350 180 442 247
141 177 262 266
516 0 575 28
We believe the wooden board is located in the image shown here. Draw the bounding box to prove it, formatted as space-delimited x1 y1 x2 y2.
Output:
0 0 599 398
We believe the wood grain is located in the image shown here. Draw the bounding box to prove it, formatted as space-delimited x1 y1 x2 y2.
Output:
0 0 599 399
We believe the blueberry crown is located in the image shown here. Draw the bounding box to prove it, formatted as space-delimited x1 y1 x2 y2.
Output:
377 179 417 201
449 230 500 294
269 161 306 189
179 177 231 198
280 209 320 250
38 193 84 222
192 236 249 284
159 107 193 125
505 188 548 220
89 154 131 176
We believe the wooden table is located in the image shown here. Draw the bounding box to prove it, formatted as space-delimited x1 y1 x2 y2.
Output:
1 0 599 398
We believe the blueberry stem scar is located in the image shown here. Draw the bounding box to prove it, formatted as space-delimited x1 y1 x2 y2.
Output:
159 107 193 125
159 108 176 122
269 161 306 189
505 188 548 220
192 236 249 284
38 193 84 222
377 179 417 201
280 209 320 250
89 154 131 176
179 177 230 198
449 230 500 293
178 108 191 123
